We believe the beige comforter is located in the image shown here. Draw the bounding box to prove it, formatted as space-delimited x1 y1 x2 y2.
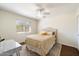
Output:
25 34 56 55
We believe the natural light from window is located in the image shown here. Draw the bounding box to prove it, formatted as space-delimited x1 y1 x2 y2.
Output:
16 19 31 34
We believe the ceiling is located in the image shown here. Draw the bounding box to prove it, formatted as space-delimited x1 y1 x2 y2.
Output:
0 3 79 20
0 3 40 19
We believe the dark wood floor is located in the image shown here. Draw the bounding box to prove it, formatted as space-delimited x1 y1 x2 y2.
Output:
20 42 79 56
60 45 79 56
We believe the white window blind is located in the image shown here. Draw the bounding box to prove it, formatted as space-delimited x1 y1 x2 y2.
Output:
16 19 31 33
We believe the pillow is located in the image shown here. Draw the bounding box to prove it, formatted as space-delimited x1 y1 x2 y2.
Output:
39 31 55 35
47 32 55 35
39 31 48 35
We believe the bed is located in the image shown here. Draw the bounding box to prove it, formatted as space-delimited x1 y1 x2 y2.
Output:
25 28 57 56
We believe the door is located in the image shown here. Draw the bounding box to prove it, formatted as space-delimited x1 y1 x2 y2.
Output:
77 16 79 50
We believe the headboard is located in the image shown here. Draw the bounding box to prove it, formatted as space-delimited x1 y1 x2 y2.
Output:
41 27 57 39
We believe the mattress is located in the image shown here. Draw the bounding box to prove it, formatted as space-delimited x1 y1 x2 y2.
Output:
25 34 56 55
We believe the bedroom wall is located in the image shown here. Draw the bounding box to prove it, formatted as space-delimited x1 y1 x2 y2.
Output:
0 10 38 43
76 7 79 50
38 6 78 48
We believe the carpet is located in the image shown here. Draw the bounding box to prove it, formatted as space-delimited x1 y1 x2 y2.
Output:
17 43 62 56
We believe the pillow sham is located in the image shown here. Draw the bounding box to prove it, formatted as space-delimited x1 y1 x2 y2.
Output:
39 31 48 35
39 31 55 35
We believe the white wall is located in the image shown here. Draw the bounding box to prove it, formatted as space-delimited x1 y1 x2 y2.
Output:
76 7 79 50
0 10 38 43
38 6 77 48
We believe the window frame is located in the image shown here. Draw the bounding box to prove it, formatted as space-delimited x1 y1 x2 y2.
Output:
16 19 31 34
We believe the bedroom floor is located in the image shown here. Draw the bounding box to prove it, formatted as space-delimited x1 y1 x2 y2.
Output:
60 45 79 56
19 43 62 56
14 43 79 56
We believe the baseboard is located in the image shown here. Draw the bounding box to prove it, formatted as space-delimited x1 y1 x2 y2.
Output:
59 42 77 49
60 43 78 49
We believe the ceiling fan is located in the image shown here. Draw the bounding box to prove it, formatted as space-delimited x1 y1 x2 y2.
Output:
35 4 50 18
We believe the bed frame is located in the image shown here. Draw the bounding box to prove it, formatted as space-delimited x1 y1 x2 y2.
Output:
25 27 57 56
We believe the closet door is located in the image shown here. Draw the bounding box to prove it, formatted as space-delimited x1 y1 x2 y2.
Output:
77 16 79 50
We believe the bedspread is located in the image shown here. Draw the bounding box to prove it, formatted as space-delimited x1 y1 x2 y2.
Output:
25 34 56 55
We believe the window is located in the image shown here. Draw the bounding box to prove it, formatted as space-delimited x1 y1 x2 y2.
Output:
16 19 31 33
